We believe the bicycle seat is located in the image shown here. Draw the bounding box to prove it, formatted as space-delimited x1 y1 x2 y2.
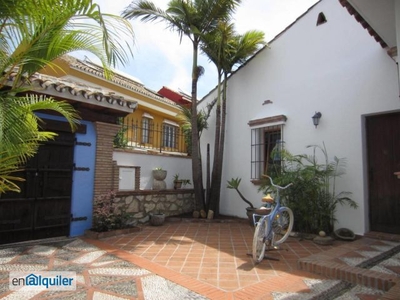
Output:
262 194 274 203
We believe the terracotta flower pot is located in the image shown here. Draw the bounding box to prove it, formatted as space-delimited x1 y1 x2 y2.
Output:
174 181 182 189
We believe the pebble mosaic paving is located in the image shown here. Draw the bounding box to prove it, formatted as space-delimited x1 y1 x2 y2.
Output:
0 238 207 299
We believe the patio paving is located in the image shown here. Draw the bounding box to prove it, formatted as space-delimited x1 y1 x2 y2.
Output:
0 220 399 299
99 221 345 292
93 220 400 299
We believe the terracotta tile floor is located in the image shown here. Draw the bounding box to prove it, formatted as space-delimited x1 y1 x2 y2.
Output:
100 221 347 292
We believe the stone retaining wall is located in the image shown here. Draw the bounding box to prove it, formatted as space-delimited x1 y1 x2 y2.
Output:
114 190 195 223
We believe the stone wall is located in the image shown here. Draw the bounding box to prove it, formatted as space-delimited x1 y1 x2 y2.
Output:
114 190 195 223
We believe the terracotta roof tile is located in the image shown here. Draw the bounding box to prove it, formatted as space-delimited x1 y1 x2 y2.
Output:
339 0 388 48
61 55 178 107
6 71 137 112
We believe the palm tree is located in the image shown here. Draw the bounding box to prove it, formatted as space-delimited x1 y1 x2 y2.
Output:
0 0 135 193
122 0 241 210
0 94 79 193
175 100 216 155
202 22 265 215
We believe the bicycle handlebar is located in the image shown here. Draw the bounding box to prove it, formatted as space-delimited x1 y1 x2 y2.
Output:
263 175 293 190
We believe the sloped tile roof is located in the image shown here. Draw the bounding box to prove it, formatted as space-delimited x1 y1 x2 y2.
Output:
62 55 178 107
339 0 388 48
6 70 137 113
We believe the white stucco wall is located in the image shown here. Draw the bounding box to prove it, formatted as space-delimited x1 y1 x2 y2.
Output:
113 151 193 190
200 0 400 235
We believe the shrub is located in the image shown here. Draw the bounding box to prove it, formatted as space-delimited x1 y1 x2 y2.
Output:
113 118 128 148
260 143 358 234
92 191 130 232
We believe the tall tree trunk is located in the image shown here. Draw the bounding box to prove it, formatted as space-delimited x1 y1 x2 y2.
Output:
215 74 229 215
208 72 222 215
190 41 205 211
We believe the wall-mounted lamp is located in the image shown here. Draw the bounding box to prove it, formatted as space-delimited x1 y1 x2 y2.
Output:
312 112 322 128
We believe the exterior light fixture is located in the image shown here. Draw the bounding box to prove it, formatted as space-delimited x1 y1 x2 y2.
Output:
312 112 322 128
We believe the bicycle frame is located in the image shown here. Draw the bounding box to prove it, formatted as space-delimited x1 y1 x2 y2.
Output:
252 178 292 243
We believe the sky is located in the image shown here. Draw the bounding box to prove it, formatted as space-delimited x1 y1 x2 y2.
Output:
81 0 319 98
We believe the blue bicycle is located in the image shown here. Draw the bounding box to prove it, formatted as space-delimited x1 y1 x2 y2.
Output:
252 176 294 264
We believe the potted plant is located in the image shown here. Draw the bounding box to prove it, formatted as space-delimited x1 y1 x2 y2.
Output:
173 173 183 189
173 174 192 189
259 143 358 235
182 179 191 188
149 211 165 226
227 177 271 227
153 167 167 181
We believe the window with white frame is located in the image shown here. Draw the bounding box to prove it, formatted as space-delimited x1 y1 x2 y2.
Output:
162 120 178 148
248 115 286 180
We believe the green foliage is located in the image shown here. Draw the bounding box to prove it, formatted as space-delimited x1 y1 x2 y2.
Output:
0 0 134 83
0 94 80 194
227 177 241 189
260 143 358 234
0 152 24 193
113 117 128 148
176 104 212 155
0 0 134 194
182 179 191 187
173 173 191 186
227 177 255 208
92 191 130 232
173 173 180 181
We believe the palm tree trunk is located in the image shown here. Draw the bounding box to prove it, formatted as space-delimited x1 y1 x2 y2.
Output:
190 41 205 211
208 72 222 215
216 74 229 215
209 73 228 217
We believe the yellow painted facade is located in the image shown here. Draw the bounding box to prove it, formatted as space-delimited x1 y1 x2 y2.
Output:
41 56 186 153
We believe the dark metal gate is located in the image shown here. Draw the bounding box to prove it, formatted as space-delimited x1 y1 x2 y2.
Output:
0 130 74 244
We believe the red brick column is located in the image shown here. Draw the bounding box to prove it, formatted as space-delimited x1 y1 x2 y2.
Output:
94 122 120 197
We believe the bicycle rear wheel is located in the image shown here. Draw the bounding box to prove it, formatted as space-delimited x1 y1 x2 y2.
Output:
252 219 267 264
272 207 294 245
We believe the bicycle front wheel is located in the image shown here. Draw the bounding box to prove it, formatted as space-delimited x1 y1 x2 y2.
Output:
252 219 267 264
272 207 294 245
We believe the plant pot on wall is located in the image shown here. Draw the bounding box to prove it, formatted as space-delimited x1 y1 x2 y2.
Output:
153 169 167 190
174 180 182 189
153 169 167 181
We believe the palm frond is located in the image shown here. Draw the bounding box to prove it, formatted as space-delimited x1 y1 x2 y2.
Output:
0 151 25 193
1 0 134 83
0 93 79 162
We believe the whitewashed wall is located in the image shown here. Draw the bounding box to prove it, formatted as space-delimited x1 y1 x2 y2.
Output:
200 0 400 235
113 150 193 190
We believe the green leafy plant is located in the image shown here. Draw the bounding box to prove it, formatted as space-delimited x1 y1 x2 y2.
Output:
173 174 191 189
92 191 130 232
260 143 358 234
182 179 191 187
227 177 255 209
114 117 128 148
0 0 134 194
